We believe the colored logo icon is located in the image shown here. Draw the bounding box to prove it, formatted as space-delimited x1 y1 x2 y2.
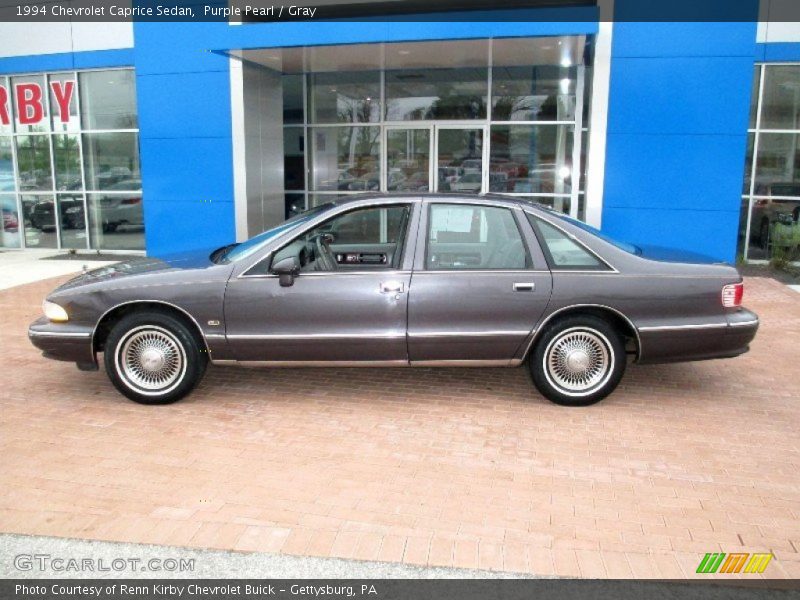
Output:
696 552 773 574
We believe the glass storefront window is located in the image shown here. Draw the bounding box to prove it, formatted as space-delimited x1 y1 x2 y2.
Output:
21 193 57 248
57 192 87 249
385 68 487 121
15 135 52 191
309 72 380 124
0 136 15 192
49 73 79 133
53 134 81 191
0 77 11 135
87 192 144 250
283 74 304 124
489 125 574 194
309 126 380 192
749 66 761 129
753 133 800 193
83 132 141 190
0 194 20 248
760 65 800 131
387 128 430 192
12 75 49 134
79 69 137 130
0 68 142 251
283 127 305 190
285 193 305 219
492 66 577 122
742 64 800 263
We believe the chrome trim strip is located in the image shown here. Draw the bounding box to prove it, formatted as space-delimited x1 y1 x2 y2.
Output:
638 323 727 332
91 300 213 357
226 332 406 340
28 330 92 339
410 359 522 367
212 359 409 367
238 270 413 280
638 319 759 332
729 318 760 328
409 330 530 338
414 270 549 275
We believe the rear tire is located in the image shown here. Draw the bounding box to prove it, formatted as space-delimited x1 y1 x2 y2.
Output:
529 315 626 407
104 311 207 405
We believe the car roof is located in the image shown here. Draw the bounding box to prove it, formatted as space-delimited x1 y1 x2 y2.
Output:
328 192 552 214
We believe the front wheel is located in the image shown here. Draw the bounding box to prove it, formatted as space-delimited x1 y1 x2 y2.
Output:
529 315 626 406
104 311 207 404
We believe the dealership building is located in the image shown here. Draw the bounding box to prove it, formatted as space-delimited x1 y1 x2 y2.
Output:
0 0 799 263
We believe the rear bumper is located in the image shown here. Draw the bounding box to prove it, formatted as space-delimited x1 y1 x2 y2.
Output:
637 309 759 365
28 317 96 366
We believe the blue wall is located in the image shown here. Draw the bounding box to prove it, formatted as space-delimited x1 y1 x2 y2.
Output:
601 2 759 263
132 9 597 256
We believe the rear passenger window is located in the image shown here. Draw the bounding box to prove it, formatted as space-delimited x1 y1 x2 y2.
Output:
532 217 607 270
427 204 530 270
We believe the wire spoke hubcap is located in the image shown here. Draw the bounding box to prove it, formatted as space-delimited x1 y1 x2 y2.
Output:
117 326 186 395
544 328 613 395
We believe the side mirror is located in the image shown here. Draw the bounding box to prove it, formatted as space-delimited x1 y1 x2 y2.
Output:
271 256 301 287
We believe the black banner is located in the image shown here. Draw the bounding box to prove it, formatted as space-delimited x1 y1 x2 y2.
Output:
2 579 799 600
0 0 797 23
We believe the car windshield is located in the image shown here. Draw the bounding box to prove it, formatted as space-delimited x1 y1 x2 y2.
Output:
553 213 641 255
219 204 333 263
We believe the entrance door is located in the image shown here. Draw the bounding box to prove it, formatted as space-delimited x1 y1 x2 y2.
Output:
434 126 485 194
385 127 433 192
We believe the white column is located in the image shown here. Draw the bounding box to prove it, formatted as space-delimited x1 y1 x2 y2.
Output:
229 57 249 242
585 0 614 228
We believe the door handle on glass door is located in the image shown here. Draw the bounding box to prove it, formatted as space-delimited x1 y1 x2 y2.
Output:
380 281 404 293
512 282 535 292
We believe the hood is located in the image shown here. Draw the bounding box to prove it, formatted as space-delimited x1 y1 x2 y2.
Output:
54 246 219 292
635 244 727 265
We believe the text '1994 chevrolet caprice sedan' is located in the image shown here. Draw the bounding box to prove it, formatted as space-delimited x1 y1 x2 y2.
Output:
29 194 759 407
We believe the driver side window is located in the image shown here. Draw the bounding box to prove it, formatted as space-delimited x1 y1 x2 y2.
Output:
271 204 411 273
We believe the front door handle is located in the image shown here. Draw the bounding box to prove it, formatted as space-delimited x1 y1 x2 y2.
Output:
513 282 535 292
380 280 404 294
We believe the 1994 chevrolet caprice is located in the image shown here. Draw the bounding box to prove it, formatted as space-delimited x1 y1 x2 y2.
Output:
29 194 759 406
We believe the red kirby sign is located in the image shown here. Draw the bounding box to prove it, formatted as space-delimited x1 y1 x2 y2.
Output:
0 80 75 126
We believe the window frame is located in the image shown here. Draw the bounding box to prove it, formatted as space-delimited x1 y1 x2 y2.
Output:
250 202 415 276
423 202 533 271
527 212 612 272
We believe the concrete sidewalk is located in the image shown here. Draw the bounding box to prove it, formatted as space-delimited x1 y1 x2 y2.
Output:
0 534 525 579
0 250 117 291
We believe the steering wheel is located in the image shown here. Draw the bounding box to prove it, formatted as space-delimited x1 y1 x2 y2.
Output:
312 233 338 271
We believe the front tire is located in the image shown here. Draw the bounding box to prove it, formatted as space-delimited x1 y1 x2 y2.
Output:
529 315 626 406
104 311 207 405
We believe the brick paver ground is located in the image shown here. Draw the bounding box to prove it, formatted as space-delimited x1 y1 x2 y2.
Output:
1 275 799 579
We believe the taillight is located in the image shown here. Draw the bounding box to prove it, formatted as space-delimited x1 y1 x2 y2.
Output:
722 283 744 308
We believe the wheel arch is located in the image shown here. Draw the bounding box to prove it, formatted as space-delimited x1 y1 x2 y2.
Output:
93 300 210 356
523 304 641 362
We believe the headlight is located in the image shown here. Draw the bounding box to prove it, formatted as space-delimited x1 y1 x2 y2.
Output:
43 300 69 322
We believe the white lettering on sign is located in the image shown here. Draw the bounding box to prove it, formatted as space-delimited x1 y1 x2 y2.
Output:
0 80 75 126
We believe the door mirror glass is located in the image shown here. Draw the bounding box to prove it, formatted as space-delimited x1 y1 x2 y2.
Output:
272 255 301 286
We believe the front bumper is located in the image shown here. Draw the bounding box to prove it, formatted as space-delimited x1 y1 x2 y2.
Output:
636 309 759 364
28 316 96 366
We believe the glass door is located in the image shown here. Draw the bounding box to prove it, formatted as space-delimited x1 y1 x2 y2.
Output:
385 127 433 192
434 126 485 194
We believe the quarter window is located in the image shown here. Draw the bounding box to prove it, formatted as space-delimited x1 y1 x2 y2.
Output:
530 215 606 270
426 204 530 270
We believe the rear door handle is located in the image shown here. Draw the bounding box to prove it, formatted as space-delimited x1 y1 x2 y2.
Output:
380 280 404 293
513 282 535 292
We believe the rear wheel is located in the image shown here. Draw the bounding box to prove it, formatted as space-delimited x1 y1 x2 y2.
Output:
104 311 207 405
529 315 626 406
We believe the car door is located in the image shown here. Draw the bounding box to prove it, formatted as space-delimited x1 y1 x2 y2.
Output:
407 200 552 363
223 201 419 363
